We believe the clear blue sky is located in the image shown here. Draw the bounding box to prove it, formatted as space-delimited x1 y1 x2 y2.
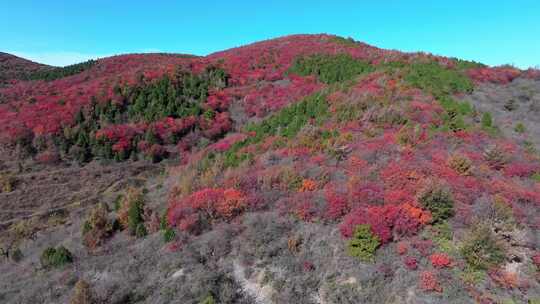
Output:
1 1 539 68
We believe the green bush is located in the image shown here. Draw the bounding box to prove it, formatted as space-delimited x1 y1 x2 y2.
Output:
199 294 216 304
453 58 485 70
11 248 23 262
135 223 147 238
160 212 168 230
113 194 123 211
504 99 518 111
436 96 472 132
404 62 474 98
128 196 145 236
163 227 176 243
514 122 526 133
347 224 380 262
288 53 373 84
418 182 454 223
246 93 329 139
329 36 358 47
481 112 493 129
460 224 505 270
40 246 73 268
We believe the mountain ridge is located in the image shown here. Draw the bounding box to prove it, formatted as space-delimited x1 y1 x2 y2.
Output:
0 34 540 304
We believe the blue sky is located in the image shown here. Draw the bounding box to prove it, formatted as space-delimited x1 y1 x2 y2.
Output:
1 1 539 68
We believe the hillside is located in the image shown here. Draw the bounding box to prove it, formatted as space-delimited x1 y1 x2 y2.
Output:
0 34 540 304
0 52 52 86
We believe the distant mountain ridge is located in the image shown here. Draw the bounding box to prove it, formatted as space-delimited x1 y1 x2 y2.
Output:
1 34 540 304
0 52 52 85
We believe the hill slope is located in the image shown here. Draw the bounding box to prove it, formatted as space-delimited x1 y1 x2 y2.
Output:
0 34 540 304
0 52 52 86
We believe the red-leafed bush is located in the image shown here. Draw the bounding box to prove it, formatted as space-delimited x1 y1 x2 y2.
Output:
403 256 418 270
112 138 132 154
380 160 424 199
303 261 315 272
430 253 452 268
340 203 430 244
299 179 317 192
503 162 540 178
219 188 247 217
287 192 319 221
324 183 349 220
523 68 540 80
349 181 385 206
384 189 414 205
35 150 60 164
167 187 246 233
532 253 540 270
396 241 408 255
488 269 520 289
340 205 395 244
210 133 247 152
412 239 434 257
467 67 521 84
205 90 232 111
199 112 232 139
419 271 442 292
401 203 433 225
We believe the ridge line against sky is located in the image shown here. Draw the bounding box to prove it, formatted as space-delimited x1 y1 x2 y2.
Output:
1 1 539 68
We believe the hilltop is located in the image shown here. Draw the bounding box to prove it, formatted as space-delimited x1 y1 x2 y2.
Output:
0 34 539 304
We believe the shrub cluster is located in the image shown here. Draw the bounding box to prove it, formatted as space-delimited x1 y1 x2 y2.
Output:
447 153 473 176
82 203 114 249
437 96 473 132
117 188 146 237
404 62 474 98
514 122 526 133
483 146 508 170
288 53 374 84
430 253 452 268
40 246 73 268
340 203 431 244
417 181 454 223
167 187 246 233
419 271 442 292
461 224 506 270
28 59 96 81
